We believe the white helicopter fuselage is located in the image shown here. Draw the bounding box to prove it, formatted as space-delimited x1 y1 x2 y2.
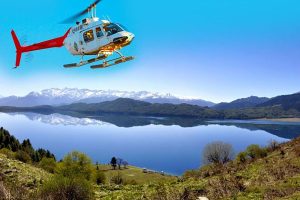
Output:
64 17 134 56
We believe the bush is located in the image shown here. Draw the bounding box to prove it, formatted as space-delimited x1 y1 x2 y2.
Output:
38 175 93 200
267 140 279 151
0 148 16 159
202 141 234 165
15 150 32 163
183 170 203 179
236 151 247 164
95 171 106 185
38 157 57 173
111 173 124 185
57 151 93 180
246 145 267 159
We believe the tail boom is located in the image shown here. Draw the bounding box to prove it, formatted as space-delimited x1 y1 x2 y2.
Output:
11 29 71 68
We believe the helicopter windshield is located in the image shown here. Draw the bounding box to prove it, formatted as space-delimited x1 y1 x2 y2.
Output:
105 23 126 36
116 24 128 31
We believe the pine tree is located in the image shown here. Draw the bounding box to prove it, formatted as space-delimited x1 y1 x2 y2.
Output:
110 157 117 170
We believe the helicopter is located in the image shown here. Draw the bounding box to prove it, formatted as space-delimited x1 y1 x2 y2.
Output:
11 0 135 69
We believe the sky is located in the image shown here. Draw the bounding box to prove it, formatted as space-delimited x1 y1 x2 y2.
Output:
0 0 300 103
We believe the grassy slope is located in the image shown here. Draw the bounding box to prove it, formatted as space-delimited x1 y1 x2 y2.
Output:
98 138 300 200
1 137 300 199
97 165 175 184
0 154 175 199
0 154 51 193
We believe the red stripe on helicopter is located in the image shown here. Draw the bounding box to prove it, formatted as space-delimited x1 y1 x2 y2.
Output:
11 28 71 67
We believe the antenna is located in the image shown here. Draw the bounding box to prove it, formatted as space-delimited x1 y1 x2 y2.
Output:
94 5 97 17
107 15 112 22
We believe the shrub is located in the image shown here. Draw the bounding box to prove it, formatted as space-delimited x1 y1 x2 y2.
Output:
267 140 279 151
95 171 106 185
15 150 32 163
183 170 203 179
38 175 93 200
38 157 57 173
0 181 31 200
202 141 234 165
294 145 300 156
236 151 247 164
0 148 15 159
246 145 267 159
111 172 124 185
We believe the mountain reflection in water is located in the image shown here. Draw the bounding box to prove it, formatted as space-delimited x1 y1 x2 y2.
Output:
7 112 300 140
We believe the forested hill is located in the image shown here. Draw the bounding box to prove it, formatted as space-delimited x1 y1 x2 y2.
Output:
1 96 300 119
213 96 269 110
56 98 222 118
55 97 300 119
258 93 300 110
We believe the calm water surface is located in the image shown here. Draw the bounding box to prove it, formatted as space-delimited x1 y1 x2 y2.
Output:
1 112 300 175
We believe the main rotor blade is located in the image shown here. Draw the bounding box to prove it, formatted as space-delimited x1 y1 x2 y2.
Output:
60 0 102 24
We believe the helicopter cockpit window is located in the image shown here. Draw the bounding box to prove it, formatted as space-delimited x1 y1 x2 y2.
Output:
96 27 104 38
117 24 128 31
104 23 124 36
83 30 94 43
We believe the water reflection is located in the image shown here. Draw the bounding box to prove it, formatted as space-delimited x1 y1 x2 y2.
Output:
1 112 299 175
6 112 300 139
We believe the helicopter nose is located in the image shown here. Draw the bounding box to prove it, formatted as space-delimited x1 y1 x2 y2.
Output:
127 33 135 43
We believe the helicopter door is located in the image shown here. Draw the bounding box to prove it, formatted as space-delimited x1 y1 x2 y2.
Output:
95 27 110 48
80 29 97 54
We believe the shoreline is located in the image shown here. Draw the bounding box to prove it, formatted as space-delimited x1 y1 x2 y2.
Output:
258 118 300 123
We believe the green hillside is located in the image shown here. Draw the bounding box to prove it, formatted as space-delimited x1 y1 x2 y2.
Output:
57 98 222 118
258 93 300 111
213 96 269 110
1 127 300 199
2 96 300 120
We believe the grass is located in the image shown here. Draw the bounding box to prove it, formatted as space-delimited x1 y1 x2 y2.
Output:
0 153 50 190
2 137 300 199
96 165 176 184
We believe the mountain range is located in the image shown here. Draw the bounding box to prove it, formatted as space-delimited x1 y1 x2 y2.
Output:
213 96 270 110
1 88 300 118
0 88 215 107
1 94 300 120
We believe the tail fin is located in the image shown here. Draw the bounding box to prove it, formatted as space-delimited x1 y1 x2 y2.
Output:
11 29 71 68
11 30 23 68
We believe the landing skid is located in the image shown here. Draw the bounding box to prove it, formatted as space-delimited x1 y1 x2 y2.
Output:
63 55 107 68
63 54 134 69
90 56 134 69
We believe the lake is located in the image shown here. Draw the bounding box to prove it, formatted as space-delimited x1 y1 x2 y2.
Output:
1 112 300 175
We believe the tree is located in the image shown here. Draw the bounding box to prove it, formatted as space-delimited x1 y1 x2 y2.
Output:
57 151 93 180
96 161 99 170
15 150 32 163
202 141 234 165
122 160 129 169
110 157 117 170
116 158 123 169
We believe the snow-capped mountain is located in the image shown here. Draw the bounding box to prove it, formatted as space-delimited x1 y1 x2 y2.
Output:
0 88 215 107
8 113 109 126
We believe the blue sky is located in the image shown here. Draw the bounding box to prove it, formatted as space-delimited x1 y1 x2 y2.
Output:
0 0 300 103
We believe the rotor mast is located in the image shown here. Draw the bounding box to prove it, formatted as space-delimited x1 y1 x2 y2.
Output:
88 4 97 18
